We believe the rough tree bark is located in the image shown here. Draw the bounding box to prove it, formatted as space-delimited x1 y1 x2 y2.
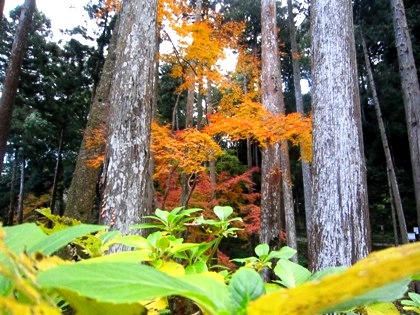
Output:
100 0 158 247
287 0 312 231
390 0 420 229
65 18 120 223
361 33 408 244
0 0 36 175
309 0 371 270
260 0 297 261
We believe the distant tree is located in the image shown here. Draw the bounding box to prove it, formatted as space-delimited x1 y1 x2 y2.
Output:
309 0 371 270
390 0 420 228
100 0 158 247
360 32 408 244
0 0 36 174
287 0 312 231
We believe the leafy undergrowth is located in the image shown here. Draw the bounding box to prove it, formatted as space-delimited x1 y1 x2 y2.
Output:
0 206 419 314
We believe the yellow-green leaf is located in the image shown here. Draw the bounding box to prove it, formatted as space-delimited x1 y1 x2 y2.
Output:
363 302 400 314
248 242 420 315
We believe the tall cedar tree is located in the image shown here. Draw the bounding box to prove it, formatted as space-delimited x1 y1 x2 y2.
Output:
0 0 36 174
65 17 119 223
309 0 371 270
260 0 297 261
100 0 157 248
390 0 420 228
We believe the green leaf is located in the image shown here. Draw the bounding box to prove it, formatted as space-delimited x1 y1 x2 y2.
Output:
229 268 265 315
273 259 311 288
155 209 170 224
255 244 269 257
3 223 47 254
266 246 297 261
37 262 230 314
214 206 233 222
363 302 400 314
130 223 164 230
28 224 107 255
78 251 151 264
58 289 147 315
185 261 208 274
408 292 420 305
112 235 150 249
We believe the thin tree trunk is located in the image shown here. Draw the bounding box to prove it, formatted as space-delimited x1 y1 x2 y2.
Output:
361 34 409 244
101 0 157 248
287 0 312 232
0 0 36 174
6 150 17 225
309 0 371 270
0 0 5 27
17 157 25 224
50 128 64 215
65 17 120 223
387 171 400 246
390 0 420 229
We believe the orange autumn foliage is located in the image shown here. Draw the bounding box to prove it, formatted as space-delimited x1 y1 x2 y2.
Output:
151 122 224 178
84 125 107 168
205 99 313 162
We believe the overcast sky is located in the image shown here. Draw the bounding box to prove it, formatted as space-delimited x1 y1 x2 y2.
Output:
5 0 95 41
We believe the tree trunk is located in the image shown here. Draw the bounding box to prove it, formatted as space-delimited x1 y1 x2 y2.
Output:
0 0 36 174
0 0 5 27
309 0 371 270
390 0 420 229
100 0 157 247
6 150 17 225
260 0 297 262
387 171 400 246
50 128 64 215
361 34 409 244
65 17 120 223
287 0 312 232
17 157 25 224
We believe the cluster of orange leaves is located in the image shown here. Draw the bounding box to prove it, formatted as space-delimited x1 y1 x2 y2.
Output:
151 122 224 178
205 99 312 162
84 124 107 168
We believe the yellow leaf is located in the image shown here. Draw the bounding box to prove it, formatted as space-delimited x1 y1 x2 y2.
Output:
158 260 185 277
363 302 400 314
248 242 420 315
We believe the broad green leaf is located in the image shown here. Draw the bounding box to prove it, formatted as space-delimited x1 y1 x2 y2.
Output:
28 224 107 255
147 231 163 247
248 242 420 315
254 244 269 257
130 223 164 230
181 272 233 314
185 261 208 274
408 292 420 305
37 262 229 315
3 223 47 254
228 267 264 315
214 206 233 222
112 235 150 249
98 230 120 243
266 246 297 261
78 251 151 264
59 289 147 315
273 258 311 288
154 209 170 224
